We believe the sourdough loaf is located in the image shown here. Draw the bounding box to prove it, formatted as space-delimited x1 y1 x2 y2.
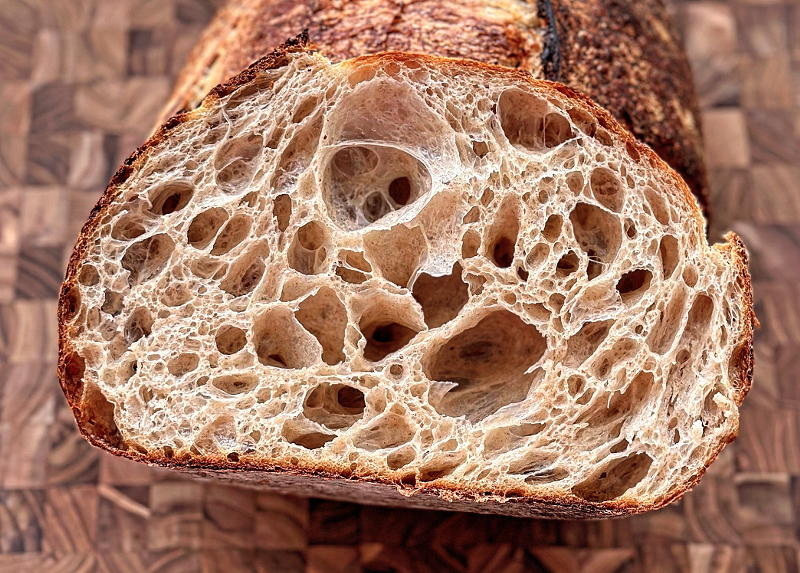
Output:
160 0 709 215
58 49 754 518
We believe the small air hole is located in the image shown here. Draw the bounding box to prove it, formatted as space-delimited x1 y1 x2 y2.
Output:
556 251 579 277
188 208 228 249
472 140 489 157
213 374 257 395
570 202 621 280
167 353 200 376
78 265 100 286
590 167 624 212
215 325 247 355
683 266 698 287
149 182 194 215
273 194 292 232
463 206 481 224
388 177 411 205
462 230 481 258
363 192 391 223
595 128 613 146
659 235 679 279
610 439 629 454
363 322 418 362
292 95 320 123
111 216 146 241
388 446 416 470
542 215 562 242
617 269 653 304
254 307 319 368
331 145 379 177
102 291 124 315
567 375 585 396
492 237 515 268
297 221 325 250
289 222 328 275
566 172 584 195
337 386 366 410
412 262 469 329
125 307 153 344
211 214 252 256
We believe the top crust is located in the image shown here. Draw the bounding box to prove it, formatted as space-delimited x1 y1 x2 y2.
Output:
159 0 708 215
57 47 755 519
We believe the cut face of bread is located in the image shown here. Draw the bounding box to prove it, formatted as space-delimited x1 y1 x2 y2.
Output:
58 50 754 518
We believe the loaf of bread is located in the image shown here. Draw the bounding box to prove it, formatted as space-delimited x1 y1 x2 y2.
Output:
161 0 709 215
58 47 754 518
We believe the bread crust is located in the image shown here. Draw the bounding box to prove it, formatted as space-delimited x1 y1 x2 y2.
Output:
542 0 709 219
58 47 755 519
158 0 708 216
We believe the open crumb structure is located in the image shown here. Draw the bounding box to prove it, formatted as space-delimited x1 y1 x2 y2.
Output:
58 50 755 518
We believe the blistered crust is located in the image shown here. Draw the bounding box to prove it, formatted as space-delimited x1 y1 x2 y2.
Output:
58 48 754 518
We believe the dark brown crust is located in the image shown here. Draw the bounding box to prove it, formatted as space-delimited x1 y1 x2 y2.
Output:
542 0 710 222
157 0 709 217
58 48 754 519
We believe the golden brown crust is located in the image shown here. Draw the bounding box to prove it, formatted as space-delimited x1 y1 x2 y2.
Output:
159 0 545 125
158 0 708 216
58 48 754 518
723 231 756 406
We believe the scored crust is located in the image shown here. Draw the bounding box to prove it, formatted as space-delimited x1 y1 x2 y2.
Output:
57 46 755 519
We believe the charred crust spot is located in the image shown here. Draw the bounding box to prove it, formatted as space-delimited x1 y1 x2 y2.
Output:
537 0 561 81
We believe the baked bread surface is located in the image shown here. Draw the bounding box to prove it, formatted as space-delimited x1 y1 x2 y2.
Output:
58 48 754 518
160 0 708 213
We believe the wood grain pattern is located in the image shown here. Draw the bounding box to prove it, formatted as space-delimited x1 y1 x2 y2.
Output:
0 0 797 571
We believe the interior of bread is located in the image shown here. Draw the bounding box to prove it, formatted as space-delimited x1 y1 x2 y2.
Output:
59 51 753 511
